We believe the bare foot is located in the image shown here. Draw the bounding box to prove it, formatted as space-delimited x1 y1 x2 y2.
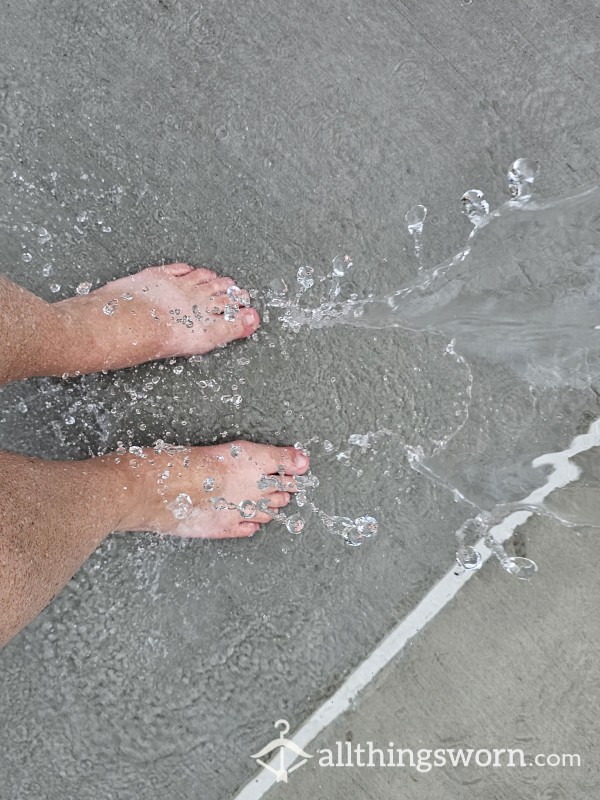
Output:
112 441 310 539
53 263 260 375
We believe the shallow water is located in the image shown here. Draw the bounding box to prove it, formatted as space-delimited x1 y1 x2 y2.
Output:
268 166 600 574
3 1 600 797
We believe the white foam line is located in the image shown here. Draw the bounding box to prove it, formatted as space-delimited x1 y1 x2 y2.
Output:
233 417 600 800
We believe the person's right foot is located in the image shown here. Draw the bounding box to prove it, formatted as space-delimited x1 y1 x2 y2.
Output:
111 441 310 538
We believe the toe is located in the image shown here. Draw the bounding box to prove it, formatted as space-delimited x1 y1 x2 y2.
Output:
193 267 218 283
235 522 261 537
268 491 291 509
251 445 310 476
204 294 231 314
209 307 260 343
161 262 195 276
206 276 237 294
279 476 300 492
254 511 276 525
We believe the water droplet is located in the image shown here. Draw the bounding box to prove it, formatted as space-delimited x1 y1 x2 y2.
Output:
348 433 370 447
332 253 353 277
49 283 61 293
17 400 28 414
188 354 203 364
325 515 355 537
224 304 239 321
121 292 133 300
239 499 256 519
501 556 538 580
203 477 215 492
258 475 283 490
211 497 228 511
172 365 184 375
507 157 539 199
42 264 53 277
405 204 427 259
226 285 251 307
103 300 118 316
354 515 378 537
65 415 75 425
461 189 490 226
128 446 144 457
286 513 305 534
456 545 482 570
295 473 320 489
167 493 193 520
22 252 32 263
76 282 92 295
231 444 243 458
323 440 334 452
297 265 315 290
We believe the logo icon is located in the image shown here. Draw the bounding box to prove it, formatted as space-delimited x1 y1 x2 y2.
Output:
250 719 313 783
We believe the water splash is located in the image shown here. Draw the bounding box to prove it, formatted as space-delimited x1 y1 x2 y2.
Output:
405 203 427 261
461 189 490 226
167 493 193 520
507 157 539 200
265 159 600 574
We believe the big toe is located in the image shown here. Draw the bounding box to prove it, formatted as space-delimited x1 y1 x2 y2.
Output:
211 307 260 344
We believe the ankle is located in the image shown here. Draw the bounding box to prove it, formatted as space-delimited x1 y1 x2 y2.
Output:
98 449 161 533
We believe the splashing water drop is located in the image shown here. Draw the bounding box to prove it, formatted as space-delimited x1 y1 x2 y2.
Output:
239 499 256 519
332 253 353 277
103 300 118 316
405 204 427 260
286 514 305 534
354 515 378 537
267 278 289 307
76 282 92 295
297 266 315 290
461 189 490 226
224 304 239 322
456 545 482 571
501 556 538 580
258 475 283 491
507 157 539 199
167 493 193 520
348 433 370 448
227 285 251 307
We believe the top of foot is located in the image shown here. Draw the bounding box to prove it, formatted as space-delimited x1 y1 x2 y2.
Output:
111 440 311 539
54 263 260 375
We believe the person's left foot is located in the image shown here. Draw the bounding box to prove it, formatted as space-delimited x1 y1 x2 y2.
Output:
53 263 260 375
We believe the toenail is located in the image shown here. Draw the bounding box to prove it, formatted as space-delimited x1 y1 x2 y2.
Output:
294 452 309 469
